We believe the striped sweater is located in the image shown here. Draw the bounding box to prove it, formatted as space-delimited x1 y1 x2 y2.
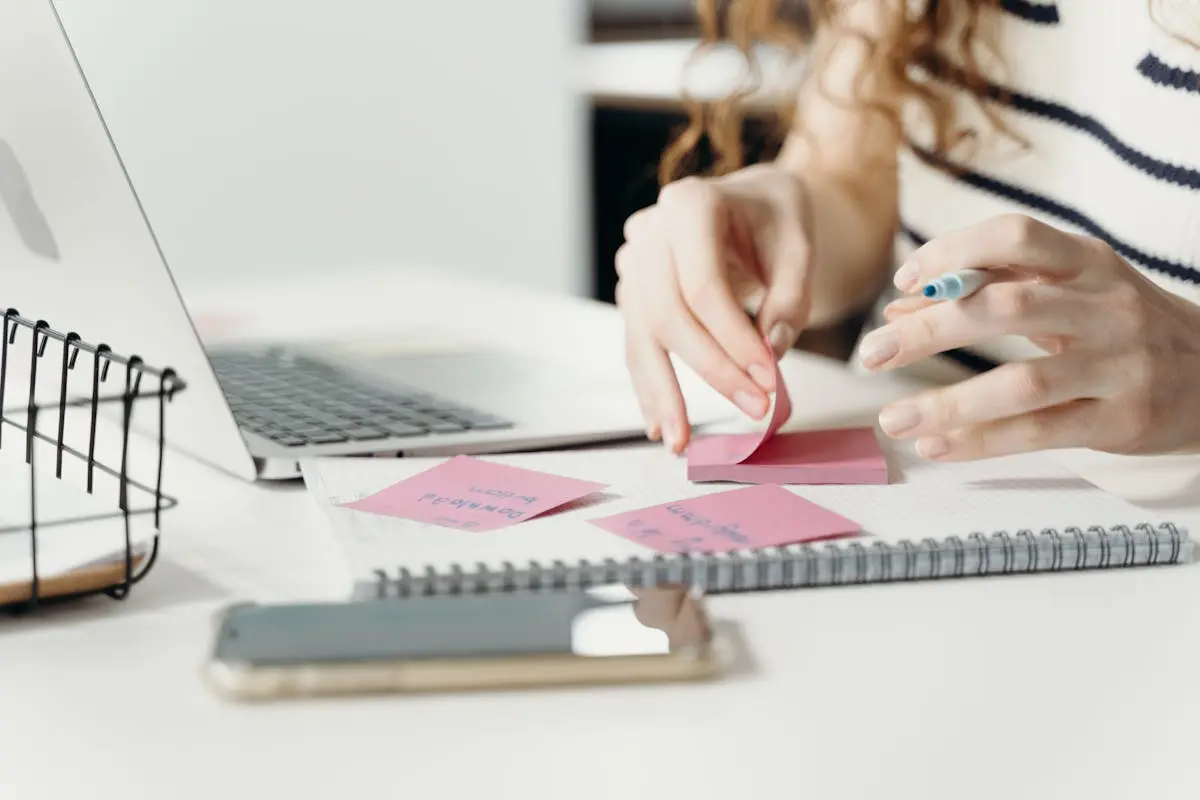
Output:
871 0 1200 367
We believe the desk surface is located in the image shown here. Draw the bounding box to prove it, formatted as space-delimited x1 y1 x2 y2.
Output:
4 264 1200 800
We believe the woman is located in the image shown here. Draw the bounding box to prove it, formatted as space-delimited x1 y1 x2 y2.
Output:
615 0 1200 462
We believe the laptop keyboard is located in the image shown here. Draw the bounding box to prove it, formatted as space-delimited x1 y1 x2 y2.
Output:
209 351 513 448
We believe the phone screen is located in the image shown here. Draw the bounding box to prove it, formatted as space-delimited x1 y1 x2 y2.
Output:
213 585 709 666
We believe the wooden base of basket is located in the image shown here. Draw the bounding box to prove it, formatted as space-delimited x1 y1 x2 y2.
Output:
0 554 148 607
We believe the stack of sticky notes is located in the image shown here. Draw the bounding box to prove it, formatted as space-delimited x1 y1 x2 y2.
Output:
685 360 889 485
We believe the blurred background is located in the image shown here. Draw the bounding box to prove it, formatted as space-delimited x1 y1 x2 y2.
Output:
53 0 803 307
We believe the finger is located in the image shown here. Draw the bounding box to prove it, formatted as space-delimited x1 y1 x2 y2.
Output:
627 355 661 441
727 248 769 318
623 207 655 243
656 292 772 422
623 324 690 452
882 295 935 320
614 243 633 280
659 180 776 391
912 399 1103 461
617 282 660 438
858 281 1085 371
616 254 686 446
877 353 1110 440
883 269 1025 320
626 225 772 418
754 214 812 359
893 215 1100 293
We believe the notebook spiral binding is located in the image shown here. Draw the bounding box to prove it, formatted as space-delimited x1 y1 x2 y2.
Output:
0 308 186 612
362 523 1191 600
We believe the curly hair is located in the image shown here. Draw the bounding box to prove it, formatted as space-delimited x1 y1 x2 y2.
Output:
659 0 1011 186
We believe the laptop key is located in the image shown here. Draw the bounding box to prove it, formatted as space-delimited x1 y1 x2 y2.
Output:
410 417 465 433
387 409 446 426
379 411 422 424
330 406 373 419
345 428 389 441
454 409 511 425
379 422 426 437
290 430 332 439
308 432 349 444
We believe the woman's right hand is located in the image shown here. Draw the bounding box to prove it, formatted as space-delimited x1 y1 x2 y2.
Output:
615 163 815 453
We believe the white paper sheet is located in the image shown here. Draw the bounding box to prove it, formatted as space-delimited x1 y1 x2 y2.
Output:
300 442 1166 588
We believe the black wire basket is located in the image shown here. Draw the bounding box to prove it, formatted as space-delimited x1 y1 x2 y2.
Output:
0 308 186 612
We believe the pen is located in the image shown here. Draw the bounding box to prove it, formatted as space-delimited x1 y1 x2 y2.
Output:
921 268 992 301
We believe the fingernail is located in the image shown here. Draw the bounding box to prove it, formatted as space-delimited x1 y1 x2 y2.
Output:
646 422 661 442
767 322 796 354
916 436 951 459
733 390 768 419
857 332 899 369
894 261 917 291
748 364 774 392
879 404 921 436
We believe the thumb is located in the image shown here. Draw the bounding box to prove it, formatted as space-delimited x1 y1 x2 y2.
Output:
755 224 812 359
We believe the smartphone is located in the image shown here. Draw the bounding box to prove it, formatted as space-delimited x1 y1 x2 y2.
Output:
205 585 720 701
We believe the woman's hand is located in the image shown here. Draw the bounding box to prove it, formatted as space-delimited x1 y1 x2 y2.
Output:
616 164 815 454
859 214 1200 460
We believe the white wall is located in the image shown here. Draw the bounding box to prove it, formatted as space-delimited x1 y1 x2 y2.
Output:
53 0 587 296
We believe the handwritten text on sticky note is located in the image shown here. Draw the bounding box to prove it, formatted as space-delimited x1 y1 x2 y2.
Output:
589 484 859 554
339 455 608 531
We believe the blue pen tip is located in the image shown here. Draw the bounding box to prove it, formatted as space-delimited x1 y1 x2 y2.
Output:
923 284 936 297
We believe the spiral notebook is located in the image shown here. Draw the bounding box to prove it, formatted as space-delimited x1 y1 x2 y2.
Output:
299 445 1192 600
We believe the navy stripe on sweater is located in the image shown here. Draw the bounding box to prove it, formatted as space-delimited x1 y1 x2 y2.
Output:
1138 53 1200 95
999 0 1060 24
900 223 927 249
909 146 1200 285
926 57 1200 191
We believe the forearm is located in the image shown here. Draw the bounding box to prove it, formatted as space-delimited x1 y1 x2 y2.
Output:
776 132 900 328
798 165 898 328
772 0 904 328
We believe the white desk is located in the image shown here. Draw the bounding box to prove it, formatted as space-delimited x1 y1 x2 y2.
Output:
3 265 1200 800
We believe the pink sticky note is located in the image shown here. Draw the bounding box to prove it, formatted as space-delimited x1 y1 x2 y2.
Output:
590 484 860 554
686 357 888 485
693 352 794 465
339 455 608 531
688 427 888 485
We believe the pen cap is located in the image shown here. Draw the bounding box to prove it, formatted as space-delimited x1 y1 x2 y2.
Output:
924 269 988 300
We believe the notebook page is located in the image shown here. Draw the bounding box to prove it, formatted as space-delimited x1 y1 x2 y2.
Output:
302 451 659 582
301 443 1164 585
797 446 1164 540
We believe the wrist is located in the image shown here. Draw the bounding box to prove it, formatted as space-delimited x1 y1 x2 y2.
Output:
801 173 897 328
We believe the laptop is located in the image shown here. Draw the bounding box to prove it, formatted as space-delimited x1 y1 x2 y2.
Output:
1 0 726 482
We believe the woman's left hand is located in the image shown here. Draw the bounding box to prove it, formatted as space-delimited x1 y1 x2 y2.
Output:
858 214 1200 460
